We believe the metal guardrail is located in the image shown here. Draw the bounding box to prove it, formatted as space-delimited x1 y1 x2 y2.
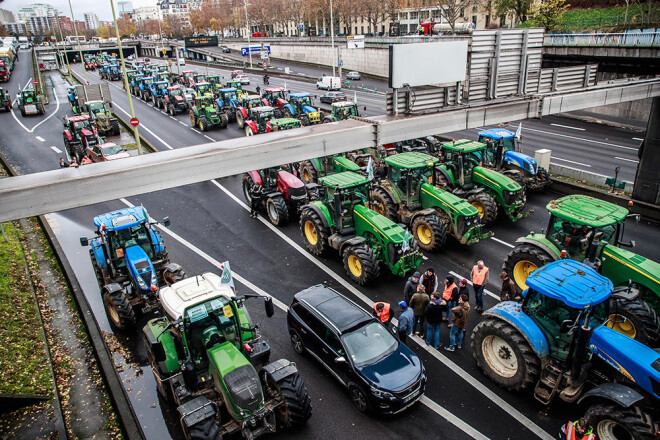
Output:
545 30 660 46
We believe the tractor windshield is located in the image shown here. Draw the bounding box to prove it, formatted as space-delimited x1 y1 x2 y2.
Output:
73 120 91 130
257 110 274 123
107 223 154 262
169 88 182 96
222 91 237 101
269 91 285 100
183 296 241 366
156 83 168 90
298 96 311 106
88 102 104 112
248 98 262 107
501 137 516 152
463 150 484 172
545 215 617 259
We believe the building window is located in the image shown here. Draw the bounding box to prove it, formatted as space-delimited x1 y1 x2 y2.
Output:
500 15 506 26
410 11 418 20
343 26 346 34
460 8 465 17
485 14 490 27
432 9 441 19
400 24 408 34
361 25 364 34
472 15 477 26
355 26 358 34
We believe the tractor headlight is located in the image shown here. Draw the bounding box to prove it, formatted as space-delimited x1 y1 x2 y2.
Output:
136 274 149 289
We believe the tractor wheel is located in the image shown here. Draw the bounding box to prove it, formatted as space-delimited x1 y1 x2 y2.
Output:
322 117 333 124
506 172 527 196
144 335 173 402
273 108 283 119
503 244 554 292
411 214 447 252
471 317 541 391
162 266 187 286
607 296 660 345
263 370 312 429
236 111 245 128
219 113 228 129
38 102 45 115
111 120 120 136
301 115 310 126
20 106 26 117
199 116 208 132
369 187 397 221
245 125 254 136
533 167 551 192
183 417 223 440
242 173 255 204
299 160 318 184
266 196 289 226
583 403 655 440
189 110 197 126
168 104 175 116
102 288 136 330
299 208 330 256
342 244 380 286
283 108 292 118
151 94 157 106
467 192 498 225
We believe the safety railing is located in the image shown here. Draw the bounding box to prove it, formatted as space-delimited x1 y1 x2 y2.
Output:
545 30 660 46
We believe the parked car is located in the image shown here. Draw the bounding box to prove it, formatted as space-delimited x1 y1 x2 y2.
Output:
86 142 130 162
231 69 244 79
287 284 426 414
346 71 361 80
221 47 231 53
236 73 250 85
320 91 346 104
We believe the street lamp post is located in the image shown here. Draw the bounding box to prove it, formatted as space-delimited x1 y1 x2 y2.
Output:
330 0 336 76
110 0 143 155
67 0 88 83
55 15 71 75
244 0 253 68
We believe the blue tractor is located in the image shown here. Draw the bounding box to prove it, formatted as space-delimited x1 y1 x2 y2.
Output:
472 259 659 440
282 92 323 125
80 207 186 330
129 73 144 97
106 63 121 81
137 76 155 102
149 80 170 109
478 127 551 192
214 87 240 123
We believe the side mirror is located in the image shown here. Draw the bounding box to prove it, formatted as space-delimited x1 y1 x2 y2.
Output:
264 296 274 318
80 237 89 246
162 216 170 227
334 356 346 363
630 240 636 247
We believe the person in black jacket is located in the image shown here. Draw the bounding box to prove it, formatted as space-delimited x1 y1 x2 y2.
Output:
403 271 420 304
424 292 447 349
249 182 262 218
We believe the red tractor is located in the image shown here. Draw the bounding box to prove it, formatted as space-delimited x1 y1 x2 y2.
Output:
0 60 9 82
63 114 101 162
261 87 288 118
241 165 315 226
180 70 195 88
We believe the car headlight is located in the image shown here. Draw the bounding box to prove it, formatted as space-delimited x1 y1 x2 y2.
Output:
370 386 394 398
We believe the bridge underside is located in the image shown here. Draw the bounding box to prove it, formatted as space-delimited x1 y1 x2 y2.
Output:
543 54 660 76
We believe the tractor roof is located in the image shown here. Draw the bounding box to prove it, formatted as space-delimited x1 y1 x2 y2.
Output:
182 70 193 74
154 80 169 85
220 87 237 92
546 195 628 227
196 81 210 86
385 151 439 169
441 139 486 153
141 76 154 80
526 260 612 309
167 85 181 90
290 92 310 98
319 171 370 189
93 207 148 231
332 101 356 108
265 87 285 92
252 105 274 112
68 114 91 122
159 272 235 320
478 128 515 140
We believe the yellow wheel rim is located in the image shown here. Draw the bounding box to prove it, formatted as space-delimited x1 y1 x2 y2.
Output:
606 314 637 339
190 113 195 125
417 224 432 245
347 255 362 277
472 202 485 218
304 221 318 245
199 120 204 130
512 260 538 290
371 201 385 216
303 168 311 182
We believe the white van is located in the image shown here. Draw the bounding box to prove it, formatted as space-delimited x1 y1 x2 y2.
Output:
316 76 341 91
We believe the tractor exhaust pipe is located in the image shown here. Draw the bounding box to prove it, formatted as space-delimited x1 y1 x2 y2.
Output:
458 154 465 186
570 313 592 385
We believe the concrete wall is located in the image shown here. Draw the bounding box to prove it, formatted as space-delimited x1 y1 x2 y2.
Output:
549 163 634 193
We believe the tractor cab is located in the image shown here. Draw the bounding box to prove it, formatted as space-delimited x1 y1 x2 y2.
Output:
289 93 313 109
19 89 38 104
154 80 169 93
242 94 263 109
192 73 207 86
318 172 370 231
65 114 93 131
262 87 288 106
439 140 486 186
384 152 439 203
85 100 108 117
331 101 359 120
194 81 212 97
225 79 243 90
140 76 155 87
197 95 216 110
218 87 238 103
249 106 275 128
181 70 194 87
167 85 183 97
155 72 170 83
206 74 221 89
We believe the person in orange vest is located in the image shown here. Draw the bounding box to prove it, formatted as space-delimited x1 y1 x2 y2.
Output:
373 302 392 329
559 419 595 440
470 260 489 312
442 275 458 323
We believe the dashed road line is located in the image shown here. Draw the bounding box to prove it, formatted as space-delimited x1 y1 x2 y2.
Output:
36 136 45 142
50 146 62 153
552 157 591 167
191 128 201 134
113 103 173 150
615 156 639 163
633 137 644 141
490 236 515 248
524 127 637 151
179 121 187 126
550 123 585 131
203 135 215 141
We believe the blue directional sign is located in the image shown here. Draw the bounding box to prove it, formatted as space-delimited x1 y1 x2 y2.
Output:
241 45 270 56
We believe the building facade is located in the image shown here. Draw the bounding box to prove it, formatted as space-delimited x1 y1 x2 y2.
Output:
0 8 16 24
134 6 160 23
84 12 99 30
118 1 134 15
157 0 201 27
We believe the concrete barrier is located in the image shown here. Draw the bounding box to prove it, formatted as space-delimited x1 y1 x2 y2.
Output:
549 163 634 194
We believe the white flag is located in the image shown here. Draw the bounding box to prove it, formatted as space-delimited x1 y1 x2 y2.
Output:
401 229 410 252
515 122 522 140
367 156 374 180
219 261 234 288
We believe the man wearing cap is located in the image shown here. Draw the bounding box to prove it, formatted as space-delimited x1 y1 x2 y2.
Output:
500 271 517 301
396 301 414 345
403 271 421 304
470 260 489 312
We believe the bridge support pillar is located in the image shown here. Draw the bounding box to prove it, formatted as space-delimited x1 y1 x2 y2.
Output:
633 96 660 204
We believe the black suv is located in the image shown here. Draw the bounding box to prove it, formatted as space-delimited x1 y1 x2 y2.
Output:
287 285 426 414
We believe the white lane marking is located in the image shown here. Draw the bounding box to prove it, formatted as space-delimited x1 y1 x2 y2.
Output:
191 128 201 134
211 180 553 440
50 146 62 153
170 116 177 120
632 137 644 141
550 123 585 131
36 136 45 142
113 103 173 150
449 271 499 301
118 195 494 440
30 80 61 133
524 127 637 151
179 121 188 126
10 106 32 132
490 236 515 248
204 135 215 141
615 156 639 163
551 157 591 167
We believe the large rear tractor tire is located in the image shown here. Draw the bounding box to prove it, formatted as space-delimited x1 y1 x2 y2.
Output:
144 335 173 402
342 244 380 286
103 288 136 330
236 111 245 128
503 244 554 292
162 266 187 286
607 296 660 345
266 196 289 226
245 125 254 136
531 167 551 192
471 318 541 391
219 113 228 129
111 119 120 136
265 371 312 429
300 208 330 256
299 160 318 184
467 192 498 225
583 403 655 440
199 116 208 132
189 110 197 126
411 214 447 252
273 108 283 119
242 174 255 204
369 187 397 221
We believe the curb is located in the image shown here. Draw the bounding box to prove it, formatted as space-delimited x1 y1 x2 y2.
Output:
114 110 157 153
0 153 144 440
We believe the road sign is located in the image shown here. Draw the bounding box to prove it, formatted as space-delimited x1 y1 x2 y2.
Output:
33 80 38 85
129 117 139 127
347 35 365 49
299 24 304 31
241 45 270 57
338 59 343 67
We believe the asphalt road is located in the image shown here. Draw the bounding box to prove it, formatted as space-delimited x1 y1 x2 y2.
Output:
2 54 659 440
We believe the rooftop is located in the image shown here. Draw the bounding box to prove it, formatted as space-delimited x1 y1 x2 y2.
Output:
546 195 628 227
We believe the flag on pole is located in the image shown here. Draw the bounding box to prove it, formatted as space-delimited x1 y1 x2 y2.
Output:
515 122 522 140
219 261 234 288
367 157 374 180
401 229 411 252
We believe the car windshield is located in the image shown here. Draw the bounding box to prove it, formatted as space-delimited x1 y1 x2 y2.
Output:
102 144 123 156
341 321 397 366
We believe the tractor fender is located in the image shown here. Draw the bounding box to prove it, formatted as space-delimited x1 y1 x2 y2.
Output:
103 282 125 296
215 98 224 108
264 191 282 199
514 237 560 261
283 103 295 115
245 120 257 134
410 208 438 223
150 229 165 254
247 170 263 186
339 236 367 254
262 98 270 106
276 98 289 109
90 239 107 270
261 358 298 383
160 263 183 278
437 167 454 188
63 130 73 141
237 106 248 118
577 383 644 409
266 121 272 132
483 302 550 358
303 203 331 228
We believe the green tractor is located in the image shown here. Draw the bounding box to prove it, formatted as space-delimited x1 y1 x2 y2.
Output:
503 194 660 343
322 101 364 123
299 171 423 285
298 155 361 184
224 79 243 91
143 272 312 440
16 89 45 116
370 152 492 251
85 100 120 136
437 139 531 225
189 95 228 131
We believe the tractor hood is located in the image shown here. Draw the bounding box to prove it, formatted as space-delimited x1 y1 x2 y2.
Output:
271 118 301 129
504 151 537 175
473 166 521 192
276 97 289 106
601 244 660 296
125 245 157 293
420 182 479 217
302 105 317 114
277 170 305 189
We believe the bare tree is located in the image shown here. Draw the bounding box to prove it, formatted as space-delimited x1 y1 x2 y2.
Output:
431 0 473 32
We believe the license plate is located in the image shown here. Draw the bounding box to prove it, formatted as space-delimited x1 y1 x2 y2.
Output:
25 104 37 114
403 389 420 403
